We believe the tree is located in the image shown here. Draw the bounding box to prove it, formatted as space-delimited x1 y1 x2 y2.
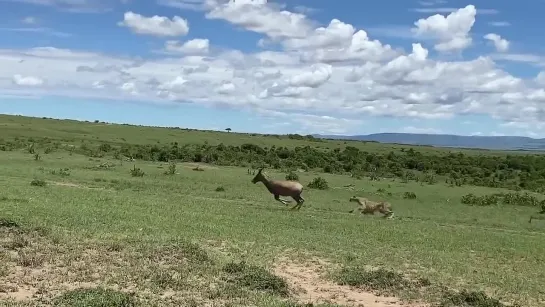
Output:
225 128 232 133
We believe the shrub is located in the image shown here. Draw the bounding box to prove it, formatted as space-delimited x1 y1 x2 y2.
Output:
30 179 47 187
461 192 542 207
222 261 289 297
403 192 417 199
130 165 145 177
334 266 430 293
439 289 508 307
308 177 329 190
164 162 176 175
53 287 137 307
49 168 70 177
0 218 19 228
215 186 225 192
285 171 299 181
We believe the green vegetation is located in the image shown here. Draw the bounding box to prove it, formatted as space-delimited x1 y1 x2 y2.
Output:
52 288 137 307
0 114 544 307
4 115 545 193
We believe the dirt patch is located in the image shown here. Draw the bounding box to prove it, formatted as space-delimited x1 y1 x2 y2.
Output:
0 283 35 301
51 181 103 190
273 256 427 307
181 163 218 170
0 228 218 306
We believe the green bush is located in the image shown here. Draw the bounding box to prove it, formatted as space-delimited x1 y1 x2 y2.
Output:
11 133 545 193
439 289 508 307
163 162 176 175
222 261 289 297
461 192 543 207
129 165 145 177
334 266 430 293
285 171 299 181
30 178 47 187
308 177 329 190
403 192 417 199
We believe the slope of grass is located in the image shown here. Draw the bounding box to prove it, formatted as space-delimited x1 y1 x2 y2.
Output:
0 114 514 155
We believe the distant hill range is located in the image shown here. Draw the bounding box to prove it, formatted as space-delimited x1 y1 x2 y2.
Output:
313 133 545 151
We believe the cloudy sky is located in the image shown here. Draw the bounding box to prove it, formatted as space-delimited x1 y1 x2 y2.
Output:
0 0 544 137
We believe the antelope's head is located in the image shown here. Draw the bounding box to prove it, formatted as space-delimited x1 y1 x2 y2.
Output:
251 168 265 184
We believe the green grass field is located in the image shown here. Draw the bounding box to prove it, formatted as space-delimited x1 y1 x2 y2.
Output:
1 115 545 307
0 114 529 156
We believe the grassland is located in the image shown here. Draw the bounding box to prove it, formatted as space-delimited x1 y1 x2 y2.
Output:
0 114 520 156
1 114 545 307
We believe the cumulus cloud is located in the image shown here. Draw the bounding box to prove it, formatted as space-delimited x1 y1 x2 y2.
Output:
12 74 44 86
164 39 210 55
484 33 509 52
412 5 476 52
118 11 189 37
0 3 544 135
205 0 315 39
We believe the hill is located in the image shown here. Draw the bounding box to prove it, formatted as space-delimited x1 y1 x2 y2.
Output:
315 133 545 151
0 114 511 155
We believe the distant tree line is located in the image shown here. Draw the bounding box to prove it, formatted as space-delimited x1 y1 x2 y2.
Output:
3 137 545 193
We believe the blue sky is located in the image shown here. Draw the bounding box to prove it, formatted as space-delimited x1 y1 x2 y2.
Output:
0 0 544 137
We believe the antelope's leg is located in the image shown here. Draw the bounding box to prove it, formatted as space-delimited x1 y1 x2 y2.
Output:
290 195 304 210
274 194 290 205
298 196 305 210
383 211 394 219
289 198 300 210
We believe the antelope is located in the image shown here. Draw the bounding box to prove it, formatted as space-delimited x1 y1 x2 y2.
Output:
349 196 394 219
251 168 305 210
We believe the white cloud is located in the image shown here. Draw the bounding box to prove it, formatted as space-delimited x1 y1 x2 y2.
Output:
12 74 44 86
2 3 545 135
0 27 72 37
484 33 509 52
0 0 110 13
158 0 207 11
118 11 189 37
418 0 447 6
491 53 545 67
489 21 511 27
410 7 498 15
402 126 443 134
21 16 36 24
412 5 476 52
205 0 315 40
293 5 318 15
164 39 210 55
257 109 363 134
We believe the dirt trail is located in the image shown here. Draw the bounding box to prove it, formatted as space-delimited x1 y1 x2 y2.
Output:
273 256 427 307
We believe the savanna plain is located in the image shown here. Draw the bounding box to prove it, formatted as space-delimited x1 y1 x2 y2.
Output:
0 115 544 307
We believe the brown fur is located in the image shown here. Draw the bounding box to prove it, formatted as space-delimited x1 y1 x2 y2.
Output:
348 196 394 219
251 168 305 210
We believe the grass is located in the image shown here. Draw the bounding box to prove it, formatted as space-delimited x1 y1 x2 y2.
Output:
0 116 544 306
0 114 532 156
52 287 137 307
